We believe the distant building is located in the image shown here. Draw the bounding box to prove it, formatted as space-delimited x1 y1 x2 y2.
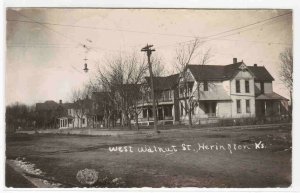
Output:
57 97 96 129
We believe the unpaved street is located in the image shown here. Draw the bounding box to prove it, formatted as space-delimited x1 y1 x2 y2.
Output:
6 124 291 188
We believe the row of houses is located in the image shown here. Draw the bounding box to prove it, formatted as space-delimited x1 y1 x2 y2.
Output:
36 58 289 129
136 58 289 126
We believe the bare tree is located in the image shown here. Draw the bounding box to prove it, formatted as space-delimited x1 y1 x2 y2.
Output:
95 52 148 129
174 38 212 128
279 47 293 113
150 54 166 77
71 88 90 128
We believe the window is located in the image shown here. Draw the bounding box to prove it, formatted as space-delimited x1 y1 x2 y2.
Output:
236 80 240 93
142 109 147 118
180 102 184 116
164 106 172 117
179 87 184 96
204 81 208 91
245 80 250 93
82 118 85 124
204 103 209 114
236 100 241 113
148 108 153 118
246 100 250 113
260 82 264 94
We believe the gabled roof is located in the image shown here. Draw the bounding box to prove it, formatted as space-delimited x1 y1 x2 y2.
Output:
248 66 274 81
187 64 231 81
145 73 179 91
187 62 274 82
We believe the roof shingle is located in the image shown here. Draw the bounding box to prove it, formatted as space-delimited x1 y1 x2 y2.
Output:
187 62 274 82
145 73 179 91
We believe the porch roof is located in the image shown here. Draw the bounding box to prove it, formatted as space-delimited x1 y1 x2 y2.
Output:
196 85 231 101
57 115 74 120
256 92 288 101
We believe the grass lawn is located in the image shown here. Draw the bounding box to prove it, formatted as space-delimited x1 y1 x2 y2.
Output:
6 125 291 188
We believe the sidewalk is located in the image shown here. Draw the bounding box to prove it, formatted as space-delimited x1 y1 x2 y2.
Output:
5 163 35 188
16 122 291 137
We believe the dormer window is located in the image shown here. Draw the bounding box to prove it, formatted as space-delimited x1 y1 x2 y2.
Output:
204 81 208 91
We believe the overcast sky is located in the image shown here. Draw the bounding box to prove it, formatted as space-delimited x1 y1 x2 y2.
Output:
6 8 292 105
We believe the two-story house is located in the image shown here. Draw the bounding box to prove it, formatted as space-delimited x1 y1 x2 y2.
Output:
178 58 288 124
57 97 96 129
136 74 180 126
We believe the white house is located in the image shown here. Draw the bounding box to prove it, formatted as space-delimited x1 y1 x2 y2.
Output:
178 58 288 124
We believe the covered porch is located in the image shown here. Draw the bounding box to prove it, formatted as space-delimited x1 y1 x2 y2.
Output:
137 104 174 125
58 116 74 129
196 84 232 118
255 92 289 117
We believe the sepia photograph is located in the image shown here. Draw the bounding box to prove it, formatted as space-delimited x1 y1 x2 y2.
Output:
4 8 293 188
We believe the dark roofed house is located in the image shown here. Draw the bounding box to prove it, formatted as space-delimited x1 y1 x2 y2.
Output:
137 73 180 126
135 58 288 126
176 58 289 124
145 73 180 91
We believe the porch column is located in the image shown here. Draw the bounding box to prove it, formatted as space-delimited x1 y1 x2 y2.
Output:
162 106 165 120
216 102 219 117
264 101 267 116
147 108 149 121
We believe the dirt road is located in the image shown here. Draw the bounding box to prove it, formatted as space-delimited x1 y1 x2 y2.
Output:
6 124 292 188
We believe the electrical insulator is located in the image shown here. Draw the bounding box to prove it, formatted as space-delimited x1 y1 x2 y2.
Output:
83 63 89 73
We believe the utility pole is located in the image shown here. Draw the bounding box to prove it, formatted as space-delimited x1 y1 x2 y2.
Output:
141 44 158 133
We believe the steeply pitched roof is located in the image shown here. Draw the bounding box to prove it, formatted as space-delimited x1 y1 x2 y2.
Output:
145 73 179 91
188 64 230 81
248 66 274 81
187 62 274 82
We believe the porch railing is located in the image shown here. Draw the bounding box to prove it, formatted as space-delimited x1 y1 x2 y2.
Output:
206 113 217 117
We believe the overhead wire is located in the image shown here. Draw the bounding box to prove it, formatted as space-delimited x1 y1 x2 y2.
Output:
8 10 292 64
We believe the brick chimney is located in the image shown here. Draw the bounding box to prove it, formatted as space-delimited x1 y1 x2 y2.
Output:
59 100 62 104
233 58 237 64
254 64 258 67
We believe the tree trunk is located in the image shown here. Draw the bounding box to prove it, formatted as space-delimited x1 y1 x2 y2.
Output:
289 90 293 119
127 112 131 129
188 110 192 129
135 107 140 131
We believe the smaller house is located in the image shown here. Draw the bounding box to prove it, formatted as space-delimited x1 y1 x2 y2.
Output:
57 97 96 129
57 101 74 129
